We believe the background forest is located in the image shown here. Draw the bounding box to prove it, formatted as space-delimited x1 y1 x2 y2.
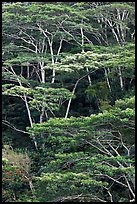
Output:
2 2 135 202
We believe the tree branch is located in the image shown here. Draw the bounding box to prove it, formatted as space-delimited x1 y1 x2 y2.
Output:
2 120 30 135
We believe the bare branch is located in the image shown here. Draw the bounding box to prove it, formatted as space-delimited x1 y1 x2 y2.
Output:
2 120 30 135
83 139 110 155
94 174 128 188
19 45 36 53
124 175 135 199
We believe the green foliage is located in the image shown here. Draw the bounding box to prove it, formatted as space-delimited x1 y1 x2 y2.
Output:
29 86 73 112
2 1 135 202
115 96 135 110
26 99 135 202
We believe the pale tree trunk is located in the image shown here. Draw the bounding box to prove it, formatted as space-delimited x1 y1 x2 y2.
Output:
20 66 23 76
50 38 63 83
51 69 55 84
39 106 46 152
116 9 126 45
106 19 124 90
24 95 38 150
80 19 92 86
39 61 45 83
65 69 99 118
107 19 121 45
10 66 38 150
86 67 92 86
118 66 124 91
36 24 54 84
49 41 55 84
104 68 112 92
65 80 79 119
27 65 30 79
99 18 109 45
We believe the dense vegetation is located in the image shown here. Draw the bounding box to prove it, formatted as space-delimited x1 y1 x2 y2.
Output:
2 2 135 202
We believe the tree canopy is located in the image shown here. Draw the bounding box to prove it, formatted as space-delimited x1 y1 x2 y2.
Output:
2 2 135 202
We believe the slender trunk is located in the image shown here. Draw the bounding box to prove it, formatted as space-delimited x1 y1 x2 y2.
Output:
80 20 84 53
104 68 112 92
86 67 92 86
39 61 45 83
51 69 55 84
104 24 108 45
65 69 99 118
24 94 38 150
49 41 55 84
117 9 125 45
40 106 46 152
100 18 109 45
27 65 29 79
10 66 38 150
21 66 23 76
40 107 45 124
65 81 78 118
41 68 45 83
107 19 121 46
112 27 120 45
24 95 33 127
51 38 63 83
36 64 42 83
80 20 92 86
116 24 121 44
55 39 63 63
37 24 56 84
118 66 124 91
106 19 124 91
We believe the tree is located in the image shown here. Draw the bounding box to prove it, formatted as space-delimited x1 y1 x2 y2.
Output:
2 2 135 202
27 96 135 202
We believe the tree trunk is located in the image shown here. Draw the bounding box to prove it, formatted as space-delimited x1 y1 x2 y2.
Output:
10 65 38 150
86 67 92 86
80 20 92 86
27 65 30 79
118 66 124 91
49 42 55 84
51 69 55 84
39 61 45 83
24 94 38 150
50 38 63 83
39 106 46 152
65 69 99 118
104 68 112 92
65 81 78 118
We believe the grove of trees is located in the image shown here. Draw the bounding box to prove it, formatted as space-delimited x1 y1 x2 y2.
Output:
2 2 135 202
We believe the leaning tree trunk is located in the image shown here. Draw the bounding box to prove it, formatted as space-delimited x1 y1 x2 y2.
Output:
48 41 55 84
104 68 112 92
65 69 100 118
10 65 38 150
80 20 92 86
